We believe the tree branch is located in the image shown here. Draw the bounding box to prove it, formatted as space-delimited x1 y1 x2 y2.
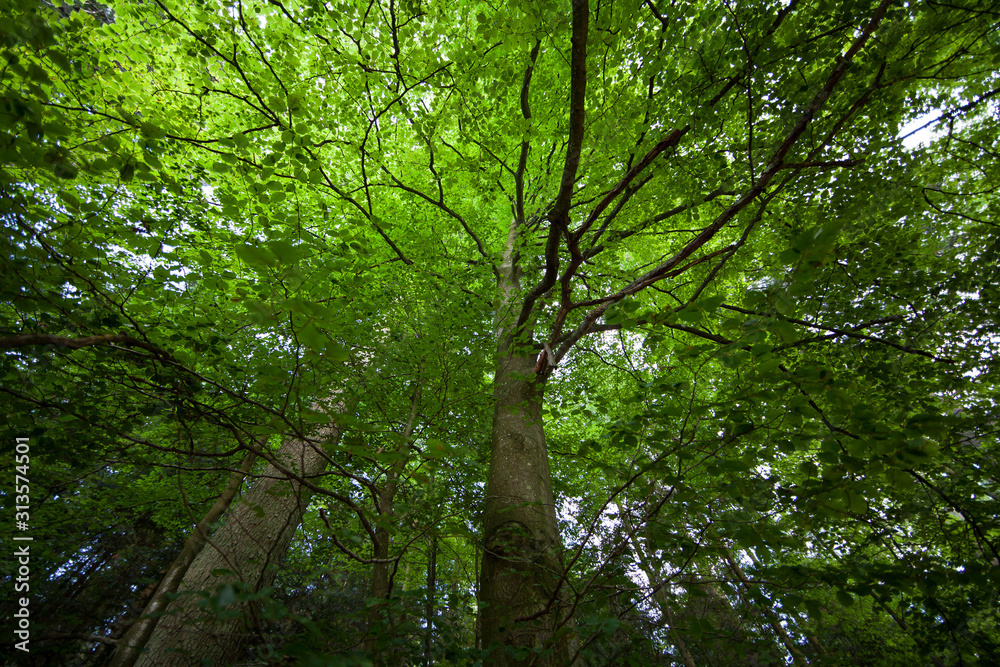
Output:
585 186 735 259
550 0 894 361
721 306 953 362
381 168 495 273
778 159 863 169
574 126 689 244
0 333 176 360
515 40 542 228
550 0 590 222
515 0 589 331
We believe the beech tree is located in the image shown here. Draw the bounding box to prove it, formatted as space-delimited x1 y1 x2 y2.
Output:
2 0 999 665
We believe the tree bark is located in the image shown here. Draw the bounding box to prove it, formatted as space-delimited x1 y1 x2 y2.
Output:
678 564 766 666
423 532 437 667
480 349 574 665
108 452 256 667
133 418 338 666
478 213 577 665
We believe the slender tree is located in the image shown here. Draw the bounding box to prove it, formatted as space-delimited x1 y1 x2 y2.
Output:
134 418 340 665
108 452 256 667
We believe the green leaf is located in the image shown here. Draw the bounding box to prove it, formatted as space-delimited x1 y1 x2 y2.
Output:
676 308 703 323
267 239 302 263
235 243 277 268
53 162 78 179
26 63 51 84
886 469 916 493
768 320 799 343
298 323 326 350
835 590 854 606
140 122 165 139
775 293 795 316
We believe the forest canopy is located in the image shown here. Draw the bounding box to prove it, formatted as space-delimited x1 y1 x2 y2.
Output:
1 0 999 665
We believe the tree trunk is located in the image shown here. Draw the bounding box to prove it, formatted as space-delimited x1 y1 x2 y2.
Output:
134 419 338 666
479 217 575 665
679 564 765 667
366 386 421 664
722 548 809 667
480 350 573 665
108 452 256 667
424 532 437 667
622 513 696 667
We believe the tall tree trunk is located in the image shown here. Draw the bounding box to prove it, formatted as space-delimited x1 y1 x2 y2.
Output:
622 513 696 667
680 564 765 667
134 419 338 666
480 220 575 665
475 541 481 653
108 452 256 667
480 350 573 665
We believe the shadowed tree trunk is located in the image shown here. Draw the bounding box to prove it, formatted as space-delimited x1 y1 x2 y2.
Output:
423 531 437 667
108 452 256 667
477 0 589 659
622 512 696 667
722 548 809 667
367 384 421 665
133 416 339 666
481 350 573 665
